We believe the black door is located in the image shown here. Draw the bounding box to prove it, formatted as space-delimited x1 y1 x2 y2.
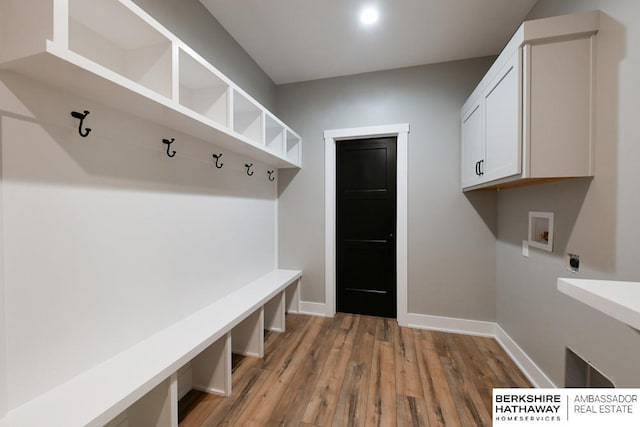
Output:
336 137 397 318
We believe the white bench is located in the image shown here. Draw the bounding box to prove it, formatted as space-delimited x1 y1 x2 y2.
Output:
0 269 302 427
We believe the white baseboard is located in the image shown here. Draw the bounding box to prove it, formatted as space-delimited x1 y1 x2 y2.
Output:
494 325 556 388
297 301 329 317
407 312 555 388
407 312 496 337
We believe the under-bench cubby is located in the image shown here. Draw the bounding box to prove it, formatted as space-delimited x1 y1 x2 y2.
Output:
264 291 286 333
104 376 177 427
0 0 302 168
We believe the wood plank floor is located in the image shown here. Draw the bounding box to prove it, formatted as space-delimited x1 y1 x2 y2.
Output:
178 313 531 426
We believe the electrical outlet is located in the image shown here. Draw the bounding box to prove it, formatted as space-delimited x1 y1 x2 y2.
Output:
522 240 529 257
567 253 580 272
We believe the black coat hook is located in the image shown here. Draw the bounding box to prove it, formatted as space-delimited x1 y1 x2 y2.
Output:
162 138 176 158
245 163 254 176
71 110 92 137
212 153 223 168
267 170 275 181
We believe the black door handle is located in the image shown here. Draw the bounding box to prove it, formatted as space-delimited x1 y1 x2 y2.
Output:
475 161 480 176
479 159 484 176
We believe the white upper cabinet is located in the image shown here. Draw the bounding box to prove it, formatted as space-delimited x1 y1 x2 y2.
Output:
0 0 301 169
461 11 599 191
461 50 521 188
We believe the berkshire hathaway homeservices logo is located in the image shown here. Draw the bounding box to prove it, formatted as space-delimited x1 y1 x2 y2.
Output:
493 388 640 426
494 390 562 423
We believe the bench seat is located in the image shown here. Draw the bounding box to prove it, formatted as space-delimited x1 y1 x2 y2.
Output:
0 269 302 427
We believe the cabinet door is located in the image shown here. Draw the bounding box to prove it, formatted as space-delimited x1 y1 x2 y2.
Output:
483 51 521 182
461 101 484 189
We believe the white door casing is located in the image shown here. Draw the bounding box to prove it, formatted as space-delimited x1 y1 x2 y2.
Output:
324 123 409 326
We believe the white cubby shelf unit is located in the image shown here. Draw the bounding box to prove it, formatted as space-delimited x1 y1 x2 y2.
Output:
0 0 302 168
0 270 303 427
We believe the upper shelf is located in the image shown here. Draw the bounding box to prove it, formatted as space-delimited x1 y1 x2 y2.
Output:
558 278 640 331
0 0 301 169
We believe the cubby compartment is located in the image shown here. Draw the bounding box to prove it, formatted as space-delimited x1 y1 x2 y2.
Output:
104 376 177 427
68 0 173 98
286 130 302 165
178 48 229 127
265 114 285 155
264 292 286 333
232 309 264 358
190 333 232 396
233 90 264 145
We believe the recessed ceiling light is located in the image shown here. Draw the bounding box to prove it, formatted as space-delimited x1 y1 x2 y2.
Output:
360 7 379 25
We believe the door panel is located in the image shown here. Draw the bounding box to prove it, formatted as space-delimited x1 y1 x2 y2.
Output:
339 199 390 239
461 103 484 188
336 137 397 318
484 50 521 181
340 147 388 190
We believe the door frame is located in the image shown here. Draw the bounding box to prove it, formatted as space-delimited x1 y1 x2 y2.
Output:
324 123 409 326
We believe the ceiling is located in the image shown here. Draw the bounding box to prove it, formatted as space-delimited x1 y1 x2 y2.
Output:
200 0 538 85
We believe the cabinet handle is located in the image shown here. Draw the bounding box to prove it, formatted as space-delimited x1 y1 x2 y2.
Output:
479 159 484 176
475 161 480 176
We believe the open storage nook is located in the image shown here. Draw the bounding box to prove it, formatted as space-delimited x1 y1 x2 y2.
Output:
105 376 178 427
0 270 302 427
68 0 173 99
189 334 232 397
178 48 229 127
0 0 301 169
233 89 264 145
265 113 285 155
286 130 302 165
265 292 286 332
231 309 265 358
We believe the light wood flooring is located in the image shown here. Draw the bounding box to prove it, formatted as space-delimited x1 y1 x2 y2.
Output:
178 313 531 426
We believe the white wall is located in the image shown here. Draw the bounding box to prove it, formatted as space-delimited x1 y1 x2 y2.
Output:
0 72 277 410
496 0 640 386
276 59 498 320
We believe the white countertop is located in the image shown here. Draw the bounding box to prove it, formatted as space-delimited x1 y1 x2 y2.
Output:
558 278 640 330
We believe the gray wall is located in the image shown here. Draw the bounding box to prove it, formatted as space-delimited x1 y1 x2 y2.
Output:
276 59 498 320
496 0 640 386
131 0 277 110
